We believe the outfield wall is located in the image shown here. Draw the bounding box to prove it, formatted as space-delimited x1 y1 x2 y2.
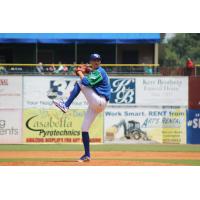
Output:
0 75 199 144
0 76 22 144
187 77 200 144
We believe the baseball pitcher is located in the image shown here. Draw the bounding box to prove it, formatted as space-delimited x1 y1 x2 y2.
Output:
53 53 111 162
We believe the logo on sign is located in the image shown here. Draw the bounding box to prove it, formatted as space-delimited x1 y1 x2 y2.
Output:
187 113 200 129
47 80 70 100
110 78 135 104
26 115 80 137
0 119 19 135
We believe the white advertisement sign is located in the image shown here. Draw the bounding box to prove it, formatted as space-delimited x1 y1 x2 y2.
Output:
0 76 22 109
0 109 22 144
104 107 186 144
24 76 188 109
24 76 88 109
109 77 188 106
136 77 188 106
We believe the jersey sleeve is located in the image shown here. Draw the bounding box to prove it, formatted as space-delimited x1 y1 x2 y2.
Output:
81 70 103 86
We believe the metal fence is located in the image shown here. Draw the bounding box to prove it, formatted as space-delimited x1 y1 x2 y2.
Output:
1 63 200 76
0 63 160 76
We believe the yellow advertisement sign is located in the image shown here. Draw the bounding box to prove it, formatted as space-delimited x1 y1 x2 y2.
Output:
23 109 103 143
162 109 186 144
104 108 186 144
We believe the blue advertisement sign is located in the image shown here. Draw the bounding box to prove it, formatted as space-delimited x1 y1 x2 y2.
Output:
187 109 200 144
109 78 135 104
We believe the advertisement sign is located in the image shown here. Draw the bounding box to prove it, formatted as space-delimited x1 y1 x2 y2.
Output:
23 108 103 143
136 77 188 106
0 109 22 144
104 107 186 144
109 77 188 106
189 77 200 109
24 76 188 109
187 109 200 144
24 76 88 109
0 76 22 109
109 78 136 104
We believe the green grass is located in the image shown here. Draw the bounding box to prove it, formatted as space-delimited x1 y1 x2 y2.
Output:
0 144 200 166
0 144 200 152
97 158 200 166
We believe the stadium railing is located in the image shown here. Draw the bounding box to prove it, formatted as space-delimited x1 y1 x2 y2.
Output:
194 64 200 76
0 63 160 76
1 63 200 76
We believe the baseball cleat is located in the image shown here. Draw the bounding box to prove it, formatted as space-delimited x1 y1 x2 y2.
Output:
78 155 91 162
53 99 68 113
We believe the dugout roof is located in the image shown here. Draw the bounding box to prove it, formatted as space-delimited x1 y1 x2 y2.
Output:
0 33 160 44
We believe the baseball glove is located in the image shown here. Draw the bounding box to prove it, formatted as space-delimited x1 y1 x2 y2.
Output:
74 64 92 76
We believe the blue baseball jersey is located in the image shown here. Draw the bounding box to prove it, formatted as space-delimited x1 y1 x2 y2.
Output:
81 66 111 101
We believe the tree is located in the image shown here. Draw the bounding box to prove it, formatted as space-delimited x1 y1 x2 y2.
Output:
159 33 200 67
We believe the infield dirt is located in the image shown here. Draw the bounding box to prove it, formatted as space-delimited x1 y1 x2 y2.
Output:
0 151 199 166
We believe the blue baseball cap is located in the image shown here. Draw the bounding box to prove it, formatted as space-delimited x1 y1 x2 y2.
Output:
89 53 101 61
